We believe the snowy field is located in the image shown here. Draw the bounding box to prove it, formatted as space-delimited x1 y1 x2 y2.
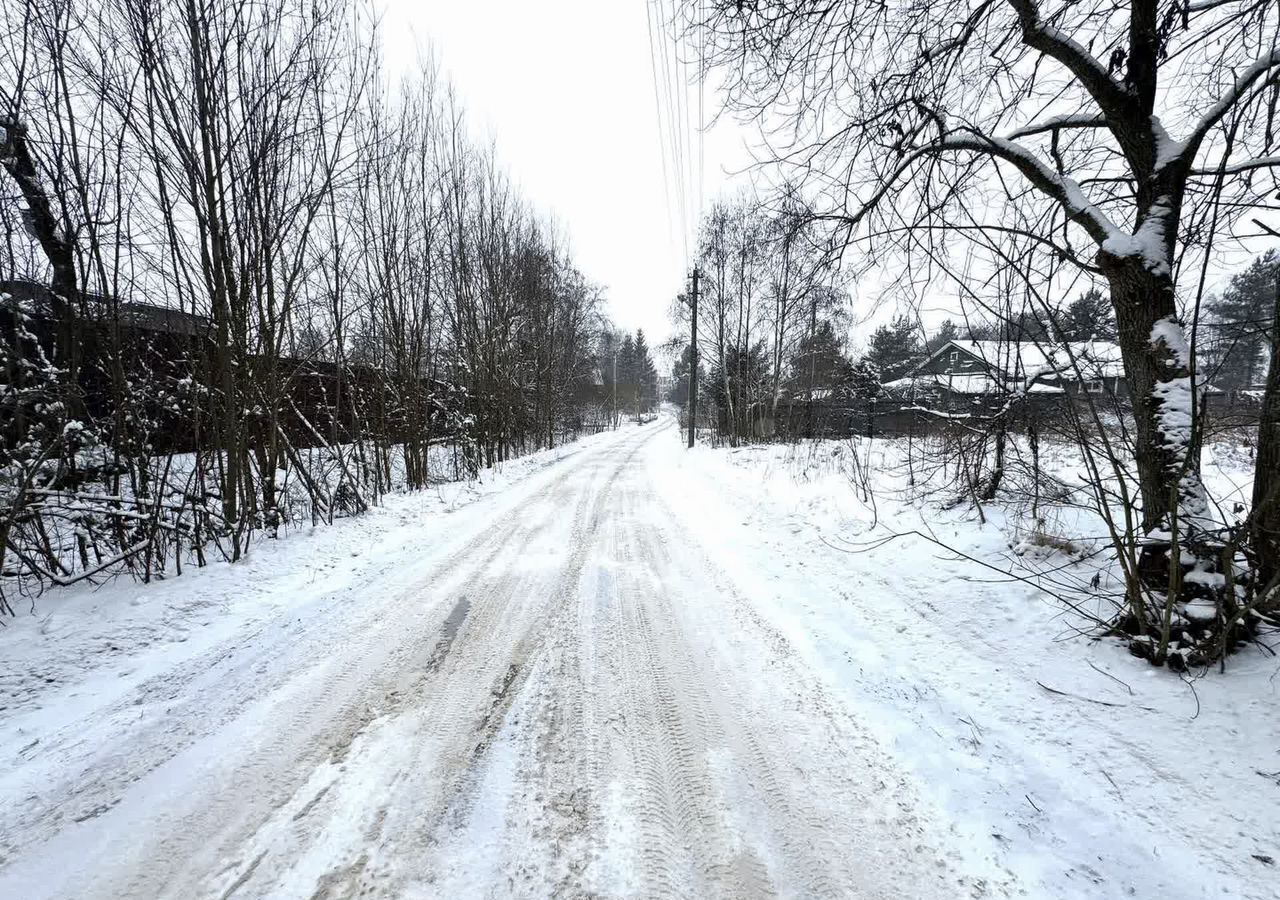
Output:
1 414 1276 899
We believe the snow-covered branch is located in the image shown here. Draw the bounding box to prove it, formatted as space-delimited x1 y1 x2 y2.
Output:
1191 155 1280 176
1008 114 1108 140
1004 0 1129 120
1186 0 1252 12
937 131 1120 244
1181 47 1280 159
838 121 1119 245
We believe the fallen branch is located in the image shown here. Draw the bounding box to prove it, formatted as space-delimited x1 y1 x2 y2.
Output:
1036 680 1157 712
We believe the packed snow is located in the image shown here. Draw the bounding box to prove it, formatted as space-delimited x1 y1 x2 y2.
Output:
1 415 1276 899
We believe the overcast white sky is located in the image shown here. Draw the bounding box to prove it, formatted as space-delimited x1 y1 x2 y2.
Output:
373 1 1268 358
377 0 753 347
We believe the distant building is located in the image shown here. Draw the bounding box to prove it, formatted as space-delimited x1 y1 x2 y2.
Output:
884 339 1128 401
0 278 211 336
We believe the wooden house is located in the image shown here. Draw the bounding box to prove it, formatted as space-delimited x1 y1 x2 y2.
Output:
884 339 1128 403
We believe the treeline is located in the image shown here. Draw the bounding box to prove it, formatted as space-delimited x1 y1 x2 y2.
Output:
674 205 1277 446
816 255 1275 399
601 329 660 424
670 192 851 443
670 194 1123 442
0 0 612 603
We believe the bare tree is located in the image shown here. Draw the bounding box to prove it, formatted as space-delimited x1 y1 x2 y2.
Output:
0 0 609 607
687 0 1280 656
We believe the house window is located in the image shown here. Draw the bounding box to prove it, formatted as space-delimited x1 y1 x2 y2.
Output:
1086 378 1104 393
948 350 959 371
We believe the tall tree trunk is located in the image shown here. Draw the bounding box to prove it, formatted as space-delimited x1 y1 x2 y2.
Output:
1251 272 1280 599
1102 256 1210 582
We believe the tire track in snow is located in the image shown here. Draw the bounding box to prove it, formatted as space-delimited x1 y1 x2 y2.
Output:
3 419 977 899
416 426 659 897
606 469 781 899
0 427 643 900
252 426 658 898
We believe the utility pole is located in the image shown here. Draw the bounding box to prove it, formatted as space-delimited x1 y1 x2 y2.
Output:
688 267 699 448
808 294 818 439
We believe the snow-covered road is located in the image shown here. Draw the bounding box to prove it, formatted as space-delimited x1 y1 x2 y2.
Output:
1 419 976 899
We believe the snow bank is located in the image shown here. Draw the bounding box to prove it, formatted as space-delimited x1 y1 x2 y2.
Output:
0 424 632 734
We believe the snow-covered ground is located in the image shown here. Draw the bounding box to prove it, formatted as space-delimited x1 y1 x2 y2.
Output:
1 414 1276 898
660 431 1279 900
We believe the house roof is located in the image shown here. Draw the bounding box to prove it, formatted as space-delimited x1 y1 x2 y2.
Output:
891 339 1232 398
922 339 1126 381
882 339 1125 397
1 279 211 336
883 372 1063 396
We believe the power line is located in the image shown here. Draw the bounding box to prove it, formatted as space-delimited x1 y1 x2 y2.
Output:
658 0 689 259
668 0 693 261
645 0 701 268
697 0 706 254
644 0 676 255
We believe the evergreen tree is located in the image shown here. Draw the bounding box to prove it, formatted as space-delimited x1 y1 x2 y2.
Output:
926 319 961 354
865 314 923 382
1203 251 1277 390
617 334 637 418
1058 287 1117 341
847 359 882 399
788 320 854 396
633 329 659 415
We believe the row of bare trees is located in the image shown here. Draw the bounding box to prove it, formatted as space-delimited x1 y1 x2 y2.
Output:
0 0 608 608
673 190 849 443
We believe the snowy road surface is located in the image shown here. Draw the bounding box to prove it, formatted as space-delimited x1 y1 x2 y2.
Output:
1 420 977 899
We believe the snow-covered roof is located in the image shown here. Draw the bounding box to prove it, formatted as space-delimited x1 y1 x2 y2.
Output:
925 339 1125 381
786 388 837 402
883 372 1063 396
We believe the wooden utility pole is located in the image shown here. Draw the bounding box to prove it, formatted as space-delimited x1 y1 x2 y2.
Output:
688 267 699 448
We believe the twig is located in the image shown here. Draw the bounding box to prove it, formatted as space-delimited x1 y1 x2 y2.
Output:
827 528 1112 627
1037 680 1128 708
1088 660 1134 695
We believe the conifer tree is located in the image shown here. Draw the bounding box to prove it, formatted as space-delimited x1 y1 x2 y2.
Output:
1204 252 1277 391
865 315 923 383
